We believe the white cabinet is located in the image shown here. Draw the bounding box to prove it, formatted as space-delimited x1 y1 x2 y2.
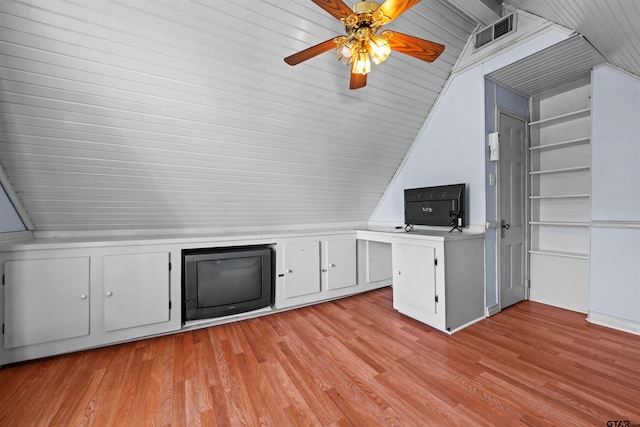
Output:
103 252 170 332
323 238 356 290
362 240 392 285
356 230 484 334
276 235 357 308
393 243 440 327
280 241 321 299
393 235 485 333
3 257 90 348
0 247 178 364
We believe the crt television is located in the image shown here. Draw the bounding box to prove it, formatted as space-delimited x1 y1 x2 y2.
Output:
404 183 466 230
182 246 273 322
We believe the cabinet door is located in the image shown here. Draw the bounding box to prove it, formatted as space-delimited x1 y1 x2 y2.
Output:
283 241 321 298
392 243 442 327
103 252 170 332
366 241 392 283
3 257 90 348
324 238 357 290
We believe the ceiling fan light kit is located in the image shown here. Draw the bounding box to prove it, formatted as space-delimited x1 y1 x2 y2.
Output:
284 0 445 89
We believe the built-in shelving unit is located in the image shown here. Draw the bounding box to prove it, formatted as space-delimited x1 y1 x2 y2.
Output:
529 221 589 227
528 249 589 260
529 165 590 175
527 78 592 312
528 108 591 127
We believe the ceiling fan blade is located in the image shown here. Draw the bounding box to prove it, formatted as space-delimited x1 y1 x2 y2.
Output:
284 38 337 66
311 0 353 20
377 0 421 21
388 32 445 62
350 72 367 90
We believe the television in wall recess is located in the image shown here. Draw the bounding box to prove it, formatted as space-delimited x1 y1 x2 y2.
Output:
404 183 466 231
182 246 273 322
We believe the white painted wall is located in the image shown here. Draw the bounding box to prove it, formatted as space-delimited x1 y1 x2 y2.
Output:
371 28 570 229
0 184 25 233
371 65 486 226
590 228 640 322
591 66 640 223
590 64 640 325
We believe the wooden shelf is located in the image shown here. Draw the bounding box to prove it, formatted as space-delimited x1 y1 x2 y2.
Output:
529 137 590 151
529 108 591 127
529 221 590 227
529 249 589 260
529 194 590 200
529 165 590 175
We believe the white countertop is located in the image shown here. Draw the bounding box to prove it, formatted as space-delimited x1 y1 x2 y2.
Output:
0 225 484 252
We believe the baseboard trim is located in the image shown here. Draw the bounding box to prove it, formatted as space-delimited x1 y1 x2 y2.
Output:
587 311 640 336
486 304 501 317
447 315 486 335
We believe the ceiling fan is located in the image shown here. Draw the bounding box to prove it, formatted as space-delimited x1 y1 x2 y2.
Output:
284 0 445 90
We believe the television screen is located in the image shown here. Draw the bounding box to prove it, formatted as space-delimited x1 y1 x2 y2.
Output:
196 256 263 307
404 183 465 230
182 246 272 321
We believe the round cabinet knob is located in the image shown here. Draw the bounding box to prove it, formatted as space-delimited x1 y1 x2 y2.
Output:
79 294 88 300
286 269 293 274
321 268 327 272
105 291 113 297
329 264 336 268
397 271 401 275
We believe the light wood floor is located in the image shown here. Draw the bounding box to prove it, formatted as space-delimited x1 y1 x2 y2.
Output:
1 287 639 426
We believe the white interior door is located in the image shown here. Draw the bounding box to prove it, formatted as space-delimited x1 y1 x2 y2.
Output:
499 112 527 309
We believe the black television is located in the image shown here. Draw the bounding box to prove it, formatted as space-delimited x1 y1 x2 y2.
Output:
404 183 466 231
182 246 273 322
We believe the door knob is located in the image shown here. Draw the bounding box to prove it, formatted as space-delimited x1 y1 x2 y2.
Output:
105 291 113 297
501 220 510 238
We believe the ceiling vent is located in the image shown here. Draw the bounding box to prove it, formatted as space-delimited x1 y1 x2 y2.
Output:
474 13 515 49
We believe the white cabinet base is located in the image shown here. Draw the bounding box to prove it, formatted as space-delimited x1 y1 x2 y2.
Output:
275 235 358 309
360 229 485 334
1 247 178 365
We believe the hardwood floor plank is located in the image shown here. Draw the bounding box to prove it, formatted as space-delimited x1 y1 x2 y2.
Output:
373 368 479 426
272 351 344 425
1 287 639 426
209 382 232 426
153 337 177 426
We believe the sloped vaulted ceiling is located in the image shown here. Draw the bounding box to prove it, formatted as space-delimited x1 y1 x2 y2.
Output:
2 0 640 233
0 0 475 231
504 0 640 79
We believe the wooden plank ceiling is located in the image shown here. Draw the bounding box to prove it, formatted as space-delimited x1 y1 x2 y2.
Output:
505 0 640 79
1 0 640 232
0 0 474 231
